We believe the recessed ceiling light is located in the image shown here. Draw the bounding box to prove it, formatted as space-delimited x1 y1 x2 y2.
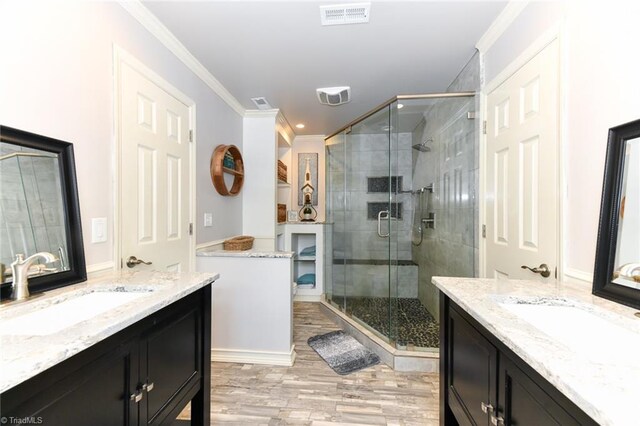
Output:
296 123 305 129
397 103 404 109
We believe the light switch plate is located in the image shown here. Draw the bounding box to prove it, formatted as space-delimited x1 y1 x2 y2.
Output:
91 218 107 243
204 213 213 227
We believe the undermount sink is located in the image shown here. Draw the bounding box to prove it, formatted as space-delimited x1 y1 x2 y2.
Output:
495 297 640 365
0 289 153 336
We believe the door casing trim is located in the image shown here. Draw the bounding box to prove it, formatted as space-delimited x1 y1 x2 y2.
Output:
113 45 197 272
479 23 565 281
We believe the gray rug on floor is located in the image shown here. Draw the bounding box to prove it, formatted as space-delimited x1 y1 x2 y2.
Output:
308 330 380 375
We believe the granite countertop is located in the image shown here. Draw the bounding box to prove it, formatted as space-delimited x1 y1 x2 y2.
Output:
196 248 294 258
433 277 640 426
0 270 218 393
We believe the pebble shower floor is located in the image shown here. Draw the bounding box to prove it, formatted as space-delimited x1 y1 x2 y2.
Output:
330 296 440 348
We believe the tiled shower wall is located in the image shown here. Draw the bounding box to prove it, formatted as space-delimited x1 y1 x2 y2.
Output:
412 54 480 318
327 132 418 298
0 144 67 269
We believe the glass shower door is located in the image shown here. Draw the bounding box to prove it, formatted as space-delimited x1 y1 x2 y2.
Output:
343 104 399 343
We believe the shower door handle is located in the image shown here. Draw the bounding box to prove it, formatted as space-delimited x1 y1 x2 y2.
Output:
377 210 390 238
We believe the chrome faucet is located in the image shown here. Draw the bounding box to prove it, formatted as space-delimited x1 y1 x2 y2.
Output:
10 252 58 301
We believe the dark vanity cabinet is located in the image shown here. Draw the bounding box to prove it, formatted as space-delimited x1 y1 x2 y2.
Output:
440 294 597 426
1 286 211 426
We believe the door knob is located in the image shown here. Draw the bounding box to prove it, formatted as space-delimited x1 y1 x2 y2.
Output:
126 256 152 268
521 263 551 278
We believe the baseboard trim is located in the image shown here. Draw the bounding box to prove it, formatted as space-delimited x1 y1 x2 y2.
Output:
563 267 593 285
87 261 115 276
211 346 296 367
196 238 228 250
294 294 323 302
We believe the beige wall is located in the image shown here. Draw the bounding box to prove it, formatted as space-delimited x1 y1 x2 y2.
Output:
484 0 640 282
0 1 244 270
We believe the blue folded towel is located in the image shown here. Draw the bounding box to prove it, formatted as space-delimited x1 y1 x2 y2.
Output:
297 273 316 285
300 245 316 256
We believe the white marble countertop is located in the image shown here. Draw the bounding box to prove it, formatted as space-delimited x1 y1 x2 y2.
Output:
433 277 640 426
0 270 218 393
196 247 294 258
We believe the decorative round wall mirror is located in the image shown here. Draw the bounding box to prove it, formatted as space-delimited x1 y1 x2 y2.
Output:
210 144 244 196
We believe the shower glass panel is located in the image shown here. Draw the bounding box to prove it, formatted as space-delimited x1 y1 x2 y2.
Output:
325 131 347 310
340 105 399 344
325 92 477 352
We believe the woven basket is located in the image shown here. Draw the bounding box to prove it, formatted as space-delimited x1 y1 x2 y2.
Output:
223 236 255 251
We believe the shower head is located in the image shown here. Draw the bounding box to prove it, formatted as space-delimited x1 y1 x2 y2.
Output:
412 138 433 152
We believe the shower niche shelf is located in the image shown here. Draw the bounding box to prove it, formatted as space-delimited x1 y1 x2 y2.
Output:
284 223 325 302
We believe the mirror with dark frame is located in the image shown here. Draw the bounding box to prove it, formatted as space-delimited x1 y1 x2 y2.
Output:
593 118 640 309
0 126 86 299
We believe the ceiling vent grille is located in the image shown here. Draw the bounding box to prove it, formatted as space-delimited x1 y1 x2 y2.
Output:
316 86 351 106
320 3 371 26
251 97 272 110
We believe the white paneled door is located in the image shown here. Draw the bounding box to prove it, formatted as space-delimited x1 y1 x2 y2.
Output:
485 39 559 280
119 60 193 273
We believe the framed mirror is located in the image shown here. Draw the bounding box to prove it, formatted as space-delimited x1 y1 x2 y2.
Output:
593 118 640 309
0 126 86 298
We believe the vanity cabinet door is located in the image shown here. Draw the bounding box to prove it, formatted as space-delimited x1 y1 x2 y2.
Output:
1 339 138 426
496 354 580 426
140 304 202 425
446 307 497 426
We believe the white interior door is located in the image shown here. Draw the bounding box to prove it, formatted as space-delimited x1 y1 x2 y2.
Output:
119 61 193 273
485 39 559 280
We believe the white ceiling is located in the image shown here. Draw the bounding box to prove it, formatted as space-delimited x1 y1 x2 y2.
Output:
142 1 506 136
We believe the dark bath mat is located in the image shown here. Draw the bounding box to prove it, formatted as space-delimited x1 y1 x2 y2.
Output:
307 330 380 375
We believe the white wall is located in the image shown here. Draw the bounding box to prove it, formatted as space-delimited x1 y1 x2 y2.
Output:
291 135 326 222
483 0 640 281
197 255 294 366
242 112 278 246
0 1 243 270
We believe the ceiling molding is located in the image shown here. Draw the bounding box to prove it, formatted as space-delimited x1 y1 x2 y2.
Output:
244 109 279 118
475 1 529 54
118 0 246 117
276 112 296 144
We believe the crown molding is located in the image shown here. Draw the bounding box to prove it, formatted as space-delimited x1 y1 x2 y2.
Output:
118 0 246 117
244 109 280 118
476 1 529 54
276 111 296 144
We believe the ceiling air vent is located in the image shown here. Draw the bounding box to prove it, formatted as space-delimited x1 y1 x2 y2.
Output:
320 3 371 26
251 97 272 110
316 86 351 106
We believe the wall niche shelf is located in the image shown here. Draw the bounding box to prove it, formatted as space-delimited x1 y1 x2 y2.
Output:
284 223 324 301
211 144 244 196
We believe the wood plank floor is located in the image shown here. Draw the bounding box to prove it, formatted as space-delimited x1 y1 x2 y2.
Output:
201 302 440 425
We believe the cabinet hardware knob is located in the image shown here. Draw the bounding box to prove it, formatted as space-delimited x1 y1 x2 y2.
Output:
520 263 551 278
143 381 154 392
481 402 494 414
490 414 505 426
130 391 143 403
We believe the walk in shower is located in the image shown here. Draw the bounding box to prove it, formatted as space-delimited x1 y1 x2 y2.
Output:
325 93 478 351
